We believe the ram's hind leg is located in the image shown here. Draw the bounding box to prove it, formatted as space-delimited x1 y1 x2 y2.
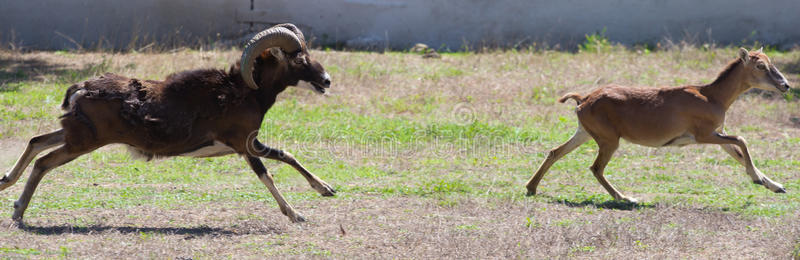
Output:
12 146 89 221
1 129 65 191
526 125 591 195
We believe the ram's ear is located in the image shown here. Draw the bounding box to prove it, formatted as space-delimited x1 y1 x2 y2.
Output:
738 48 750 62
270 48 286 61
261 47 286 61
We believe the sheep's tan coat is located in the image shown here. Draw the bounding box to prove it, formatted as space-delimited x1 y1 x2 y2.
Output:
526 48 791 202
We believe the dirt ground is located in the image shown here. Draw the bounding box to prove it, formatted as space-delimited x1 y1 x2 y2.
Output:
1 48 800 258
0 196 797 259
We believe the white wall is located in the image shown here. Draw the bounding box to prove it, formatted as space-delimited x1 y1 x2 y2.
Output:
2 0 798 50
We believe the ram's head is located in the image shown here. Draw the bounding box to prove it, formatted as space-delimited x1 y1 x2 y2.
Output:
240 23 331 94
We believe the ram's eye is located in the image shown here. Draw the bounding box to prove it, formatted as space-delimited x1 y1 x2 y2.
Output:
756 63 767 70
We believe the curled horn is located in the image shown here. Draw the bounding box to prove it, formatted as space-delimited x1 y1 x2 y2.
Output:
273 23 306 47
240 26 303 89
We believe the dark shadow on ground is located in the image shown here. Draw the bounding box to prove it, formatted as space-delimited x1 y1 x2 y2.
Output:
15 223 282 237
538 194 655 210
555 199 654 210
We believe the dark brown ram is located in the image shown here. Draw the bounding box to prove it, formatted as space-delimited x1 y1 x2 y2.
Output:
0 24 333 223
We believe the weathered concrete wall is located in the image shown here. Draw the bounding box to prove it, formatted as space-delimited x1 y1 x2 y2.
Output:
2 0 799 50
0 0 248 50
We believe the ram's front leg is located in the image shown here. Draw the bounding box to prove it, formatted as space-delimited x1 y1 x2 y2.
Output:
249 139 336 197
245 156 306 223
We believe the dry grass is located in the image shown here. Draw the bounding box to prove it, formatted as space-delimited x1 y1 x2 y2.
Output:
0 198 795 258
1 47 799 258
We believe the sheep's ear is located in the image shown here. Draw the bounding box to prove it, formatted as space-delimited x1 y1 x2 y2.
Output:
757 46 763 53
269 48 286 61
738 48 750 62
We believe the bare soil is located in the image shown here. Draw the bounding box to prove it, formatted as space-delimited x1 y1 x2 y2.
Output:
1 48 799 258
0 196 797 259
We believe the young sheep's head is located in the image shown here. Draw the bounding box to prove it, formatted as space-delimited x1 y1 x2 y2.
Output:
739 47 791 93
240 24 331 94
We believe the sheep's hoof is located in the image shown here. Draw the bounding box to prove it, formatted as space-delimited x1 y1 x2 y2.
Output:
619 196 639 204
11 207 23 221
289 213 306 223
8 219 23 229
775 187 787 193
0 176 10 190
10 212 22 222
314 182 336 197
526 190 537 196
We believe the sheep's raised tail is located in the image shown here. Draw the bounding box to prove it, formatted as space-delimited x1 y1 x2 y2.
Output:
558 92 583 105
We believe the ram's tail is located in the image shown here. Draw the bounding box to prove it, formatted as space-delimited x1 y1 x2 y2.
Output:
557 92 583 105
60 83 87 111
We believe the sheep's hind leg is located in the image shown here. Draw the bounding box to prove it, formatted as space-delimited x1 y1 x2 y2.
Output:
250 139 336 197
590 139 638 203
245 156 305 223
12 146 84 222
526 125 591 195
1 129 65 191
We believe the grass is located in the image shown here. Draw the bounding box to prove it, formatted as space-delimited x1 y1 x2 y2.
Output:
0 46 799 258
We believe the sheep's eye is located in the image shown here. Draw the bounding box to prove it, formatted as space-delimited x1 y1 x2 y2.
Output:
756 63 767 70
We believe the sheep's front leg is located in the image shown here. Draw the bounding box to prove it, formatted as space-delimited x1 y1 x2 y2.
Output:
719 144 768 183
249 139 335 197
245 156 306 223
717 129 769 185
697 132 785 193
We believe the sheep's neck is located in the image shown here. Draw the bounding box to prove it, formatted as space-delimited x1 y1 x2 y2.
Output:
698 61 750 111
254 65 291 114
228 61 287 115
256 86 283 113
